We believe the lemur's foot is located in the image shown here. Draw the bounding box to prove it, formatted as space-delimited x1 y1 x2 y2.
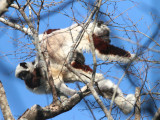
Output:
121 94 136 114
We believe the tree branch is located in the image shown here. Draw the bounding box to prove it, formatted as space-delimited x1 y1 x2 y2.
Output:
0 17 32 35
17 1 59 102
0 81 14 120
18 86 89 120
135 87 141 120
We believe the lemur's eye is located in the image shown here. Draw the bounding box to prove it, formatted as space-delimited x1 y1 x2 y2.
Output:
18 71 29 80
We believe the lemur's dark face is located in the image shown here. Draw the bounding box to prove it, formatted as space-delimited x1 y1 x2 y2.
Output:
17 71 33 81
16 62 41 89
17 62 32 80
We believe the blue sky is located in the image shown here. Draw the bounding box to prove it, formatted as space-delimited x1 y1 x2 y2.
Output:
0 0 160 120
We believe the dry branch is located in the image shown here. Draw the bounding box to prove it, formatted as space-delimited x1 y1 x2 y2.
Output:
18 86 89 120
135 87 141 120
0 81 14 120
0 17 32 35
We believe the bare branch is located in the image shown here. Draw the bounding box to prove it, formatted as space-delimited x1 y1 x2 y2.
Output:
18 86 89 120
0 81 14 120
68 0 101 64
135 87 141 120
109 68 127 115
0 17 32 35
120 29 160 47
141 92 160 96
77 84 96 120
17 1 58 102
87 0 114 120
116 36 160 53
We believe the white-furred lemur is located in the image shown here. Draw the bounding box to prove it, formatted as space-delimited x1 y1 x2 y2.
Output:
15 21 136 114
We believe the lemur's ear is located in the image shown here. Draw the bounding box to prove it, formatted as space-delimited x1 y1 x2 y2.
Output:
20 62 28 69
97 21 104 27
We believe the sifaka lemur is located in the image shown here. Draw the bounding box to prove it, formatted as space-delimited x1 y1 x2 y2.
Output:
15 21 136 114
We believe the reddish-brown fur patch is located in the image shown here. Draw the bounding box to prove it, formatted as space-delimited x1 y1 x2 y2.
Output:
92 34 131 57
71 61 93 72
44 29 60 34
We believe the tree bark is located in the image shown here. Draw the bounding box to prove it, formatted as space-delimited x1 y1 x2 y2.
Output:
0 81 14 120
135 87 141 120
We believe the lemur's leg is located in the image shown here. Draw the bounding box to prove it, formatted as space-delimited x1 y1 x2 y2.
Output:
55 80 77 96
65 54 136 114
65 51 135 114
50 67 77 96
96 80 136 114
65 64 136 114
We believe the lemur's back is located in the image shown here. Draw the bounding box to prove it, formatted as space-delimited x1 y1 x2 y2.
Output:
40 23 93 65
39 22 133 69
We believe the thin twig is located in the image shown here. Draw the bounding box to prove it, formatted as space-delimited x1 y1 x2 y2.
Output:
85 0 114 119
67 1 101 64
76 84 96 120
108 58 135 119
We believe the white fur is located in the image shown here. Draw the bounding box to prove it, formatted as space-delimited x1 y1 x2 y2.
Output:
114 94 136 114
38 33 44 41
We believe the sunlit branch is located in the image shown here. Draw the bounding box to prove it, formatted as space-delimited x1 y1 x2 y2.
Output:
0 17 32 35
0 81 14 120
18 85 89 120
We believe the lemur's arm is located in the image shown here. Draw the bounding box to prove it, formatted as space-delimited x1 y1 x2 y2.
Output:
89 22 135 63
91 34 135 63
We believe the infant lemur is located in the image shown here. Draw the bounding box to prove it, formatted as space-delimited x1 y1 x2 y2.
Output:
15 21 136 114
